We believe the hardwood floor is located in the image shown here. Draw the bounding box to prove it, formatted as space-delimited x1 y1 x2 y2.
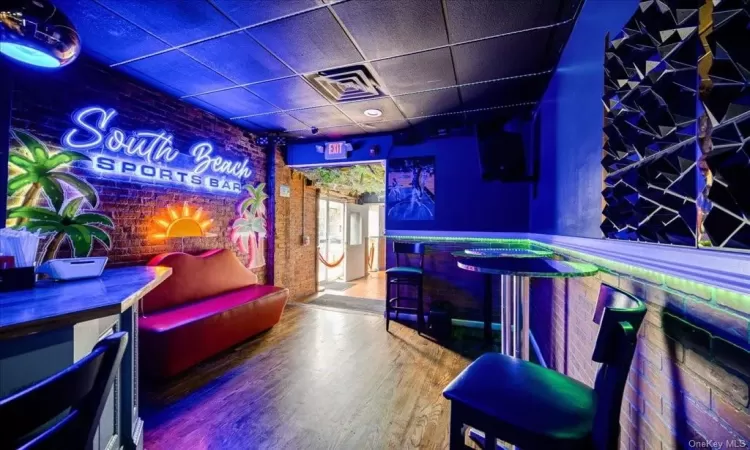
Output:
318 271 387 301
142 303 471 449
341 271 387 300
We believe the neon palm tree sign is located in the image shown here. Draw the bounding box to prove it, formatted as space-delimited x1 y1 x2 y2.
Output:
6 129 114 262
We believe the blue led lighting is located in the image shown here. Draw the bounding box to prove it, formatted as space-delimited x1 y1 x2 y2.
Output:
62 106 253 180
0 42 60 68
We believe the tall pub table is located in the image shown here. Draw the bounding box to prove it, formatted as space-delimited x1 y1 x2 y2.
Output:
454 249 598 359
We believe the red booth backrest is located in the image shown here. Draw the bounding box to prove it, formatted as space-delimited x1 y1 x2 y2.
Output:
143 249 258 314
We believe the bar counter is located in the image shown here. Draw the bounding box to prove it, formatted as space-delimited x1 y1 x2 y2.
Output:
384 235 550 324
386 231 750 349
0 266 171 338
0 266 172 450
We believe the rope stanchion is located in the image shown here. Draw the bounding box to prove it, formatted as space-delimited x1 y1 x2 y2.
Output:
318 247 345 268
367 241 375 270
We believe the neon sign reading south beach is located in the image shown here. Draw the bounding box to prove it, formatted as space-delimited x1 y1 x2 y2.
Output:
61 106 253 194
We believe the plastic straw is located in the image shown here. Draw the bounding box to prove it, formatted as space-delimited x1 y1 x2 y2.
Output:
0 228 41 268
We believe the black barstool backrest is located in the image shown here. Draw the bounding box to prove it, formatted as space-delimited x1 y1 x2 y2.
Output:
393 241 425 269
0 332 128 449
590 283 646 450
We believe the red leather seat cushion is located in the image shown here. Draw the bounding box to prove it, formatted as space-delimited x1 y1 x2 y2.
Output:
140 284 288 379
143 249 259 314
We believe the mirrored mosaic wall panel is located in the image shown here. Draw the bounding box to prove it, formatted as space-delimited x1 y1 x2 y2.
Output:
601 0 703 245
602 0 750 251
699 0 750 250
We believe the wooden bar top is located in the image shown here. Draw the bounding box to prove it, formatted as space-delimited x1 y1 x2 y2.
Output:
0 266 171 339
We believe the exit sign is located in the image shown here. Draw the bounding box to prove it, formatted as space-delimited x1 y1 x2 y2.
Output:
324 141 347 160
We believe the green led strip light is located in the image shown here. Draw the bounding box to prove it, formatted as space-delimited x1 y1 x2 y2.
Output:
388 235 533 245
386 235 750 310
451 248 555 258
538 243 750 313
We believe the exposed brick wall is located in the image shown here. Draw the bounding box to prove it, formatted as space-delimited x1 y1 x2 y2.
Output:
531 269 750 449
273 149 318 300
8 56 267 282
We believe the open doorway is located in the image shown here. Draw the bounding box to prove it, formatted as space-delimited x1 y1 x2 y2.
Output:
316 198 384 289
317 198 345 283
300 163 386 300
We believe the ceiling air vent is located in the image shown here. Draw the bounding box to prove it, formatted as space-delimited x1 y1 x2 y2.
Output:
306 65 384 103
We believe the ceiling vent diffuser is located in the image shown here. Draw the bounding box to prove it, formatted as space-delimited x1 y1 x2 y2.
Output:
306 65 385 103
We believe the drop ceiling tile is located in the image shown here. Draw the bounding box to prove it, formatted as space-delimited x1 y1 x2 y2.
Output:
452 28 553 84
444 0 580 43
547 21 576 65
333 0 447 60
247 77 329 110
52 0 170 64
288 106 354 128
238 113 307 132
284 128 317 139
121 51 234 96
182 32 291 84
249 9 363 73
460 77 549 110
321 125 366 138
212 0 321 27
360 120 410 134
337 98 405 123
96 0 237 46
192 87 278 117
393 88 461 118
184 97 232 118
285 124 364 139
117 65 187 98
371 48 456 96
465 104 535 124
409 113 466 130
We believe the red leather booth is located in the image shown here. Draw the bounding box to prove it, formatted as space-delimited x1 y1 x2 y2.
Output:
139 249 288 379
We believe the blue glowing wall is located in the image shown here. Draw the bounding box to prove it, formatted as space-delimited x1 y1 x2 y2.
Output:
529 0 637 238
387 134 530 232
288 131 531 232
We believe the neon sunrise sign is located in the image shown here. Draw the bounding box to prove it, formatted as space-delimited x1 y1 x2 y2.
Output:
61 106 252 193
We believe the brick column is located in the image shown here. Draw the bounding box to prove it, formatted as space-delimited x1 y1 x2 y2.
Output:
265 143 277 286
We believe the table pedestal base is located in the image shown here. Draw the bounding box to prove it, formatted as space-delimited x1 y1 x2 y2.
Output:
500 275 529 360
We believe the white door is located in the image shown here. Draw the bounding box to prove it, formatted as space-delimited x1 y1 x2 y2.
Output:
318 199 345 283
344 203 369 281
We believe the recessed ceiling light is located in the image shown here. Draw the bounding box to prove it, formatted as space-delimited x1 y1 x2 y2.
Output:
363 109 382 118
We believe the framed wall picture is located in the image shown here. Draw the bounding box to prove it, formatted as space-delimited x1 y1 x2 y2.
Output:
386 157 435 221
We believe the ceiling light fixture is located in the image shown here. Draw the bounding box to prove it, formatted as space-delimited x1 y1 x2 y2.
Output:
363 109 382 118
0 0 81 69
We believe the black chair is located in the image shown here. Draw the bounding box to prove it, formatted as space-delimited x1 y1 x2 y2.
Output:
0 332 128 450
443 283 646 449
385 241 426 333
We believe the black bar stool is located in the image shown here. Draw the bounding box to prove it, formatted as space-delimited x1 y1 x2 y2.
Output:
386 241 426 333
443 283 646 449
0 332 128 449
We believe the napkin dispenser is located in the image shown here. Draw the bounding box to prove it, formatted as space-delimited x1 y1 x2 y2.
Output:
37 257 107 281
0 266 35 292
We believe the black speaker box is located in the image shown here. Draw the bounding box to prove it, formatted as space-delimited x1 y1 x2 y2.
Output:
477 123 528 182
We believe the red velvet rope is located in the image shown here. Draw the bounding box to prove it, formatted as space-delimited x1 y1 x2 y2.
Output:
318 248 345 268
